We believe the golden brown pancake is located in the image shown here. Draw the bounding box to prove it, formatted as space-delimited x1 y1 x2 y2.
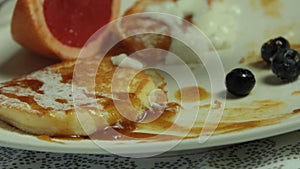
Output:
0 55 165 136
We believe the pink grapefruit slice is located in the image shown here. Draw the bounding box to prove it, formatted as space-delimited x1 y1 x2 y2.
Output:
114 0 174 65
11 0 120 60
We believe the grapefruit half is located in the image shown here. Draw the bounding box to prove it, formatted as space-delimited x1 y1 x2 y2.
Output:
114 0 174 65
11 0 120 60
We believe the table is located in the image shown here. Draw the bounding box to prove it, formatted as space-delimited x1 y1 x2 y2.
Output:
1 131 300 169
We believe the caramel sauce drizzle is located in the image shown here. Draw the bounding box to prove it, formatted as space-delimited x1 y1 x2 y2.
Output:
174 86 210 103
3 79 44 94
36 103 300 144
36 135 65 144
31 87 300 144
1 92 52 113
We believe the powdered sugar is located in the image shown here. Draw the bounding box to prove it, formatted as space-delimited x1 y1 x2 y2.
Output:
0 67 83 114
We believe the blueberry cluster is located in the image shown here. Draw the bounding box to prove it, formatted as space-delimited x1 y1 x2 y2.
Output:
261 37 300 82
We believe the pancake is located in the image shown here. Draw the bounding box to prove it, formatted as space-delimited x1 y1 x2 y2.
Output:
0 55 165 136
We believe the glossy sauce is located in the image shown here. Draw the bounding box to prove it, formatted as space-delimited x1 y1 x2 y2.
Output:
174 86 210 103
260 0 282 17
36 107 300 144
1 92 52 113
36 103 184 143
55 98 68 104
34 96 300 144
292 91 300 95
3 79 44 94
37 135 64 144
90 102 181 141
291 44 300 51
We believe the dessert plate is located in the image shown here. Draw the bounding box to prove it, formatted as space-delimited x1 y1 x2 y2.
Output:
0 0 300 157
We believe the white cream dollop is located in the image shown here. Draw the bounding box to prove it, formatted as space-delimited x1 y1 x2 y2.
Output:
193 3 241 49
145 0 240 50
111 53 144 69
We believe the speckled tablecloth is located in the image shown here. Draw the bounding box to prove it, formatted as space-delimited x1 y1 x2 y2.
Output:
1 131 300 169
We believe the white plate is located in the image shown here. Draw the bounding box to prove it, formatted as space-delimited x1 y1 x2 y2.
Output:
1 0 300 157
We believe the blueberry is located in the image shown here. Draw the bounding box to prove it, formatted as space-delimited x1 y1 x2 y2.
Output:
225 68 256 96
261 37 290 63
271 48 300 82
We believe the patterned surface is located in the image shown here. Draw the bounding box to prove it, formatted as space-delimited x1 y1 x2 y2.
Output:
1 131 300 169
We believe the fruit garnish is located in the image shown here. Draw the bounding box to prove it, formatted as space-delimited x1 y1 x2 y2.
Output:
261 37 290 64
115 15 171 65
271 48 300 82
225 68 256 97
11 0 120 60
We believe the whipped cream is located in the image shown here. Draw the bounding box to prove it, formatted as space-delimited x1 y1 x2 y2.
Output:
193 3 241 49
146 0 240 50
111 53 144 69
